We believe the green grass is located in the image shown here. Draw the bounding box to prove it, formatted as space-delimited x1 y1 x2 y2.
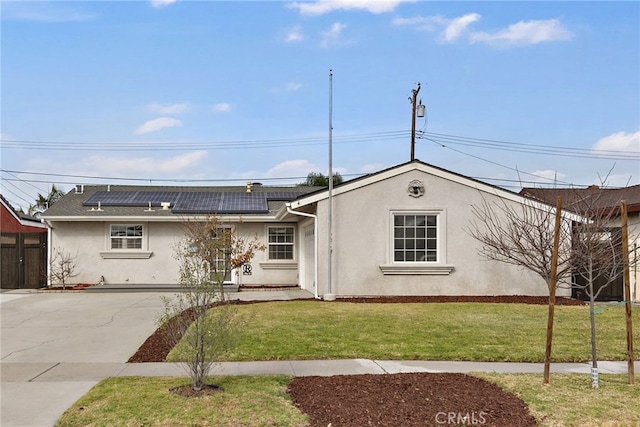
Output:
476 373 640 427
56 374 639 427
167 301 640 363
55 375 308 427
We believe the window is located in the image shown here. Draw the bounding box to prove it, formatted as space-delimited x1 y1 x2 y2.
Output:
393 214 438 262
102 223 151 259
110 224 143 250
210 227 232 281
268 226 294 260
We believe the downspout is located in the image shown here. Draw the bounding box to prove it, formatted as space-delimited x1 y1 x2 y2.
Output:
286 203 319 300
41 219 52 288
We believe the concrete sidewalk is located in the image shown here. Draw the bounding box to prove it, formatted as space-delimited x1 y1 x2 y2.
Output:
1 290 637 427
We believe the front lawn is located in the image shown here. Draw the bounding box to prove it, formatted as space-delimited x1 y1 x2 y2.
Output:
56 374 640 427
168 301 640 363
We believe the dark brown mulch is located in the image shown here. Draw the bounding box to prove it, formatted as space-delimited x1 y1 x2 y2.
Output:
338 295 584 305
288 372 538 427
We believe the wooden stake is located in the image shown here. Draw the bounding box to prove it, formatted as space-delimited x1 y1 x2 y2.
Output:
620 200 635 384
544 196 563 384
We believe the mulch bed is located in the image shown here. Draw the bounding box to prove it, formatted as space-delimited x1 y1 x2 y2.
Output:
288 372 537 427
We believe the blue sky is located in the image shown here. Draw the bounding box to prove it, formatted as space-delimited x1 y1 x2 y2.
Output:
1 0 639 211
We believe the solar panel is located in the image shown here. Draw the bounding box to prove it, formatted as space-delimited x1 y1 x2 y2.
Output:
173 192 222 213
131 191 182 205
219 192 268 213
84 188 309 213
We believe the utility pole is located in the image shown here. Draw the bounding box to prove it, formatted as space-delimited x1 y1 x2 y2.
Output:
410 83 425 161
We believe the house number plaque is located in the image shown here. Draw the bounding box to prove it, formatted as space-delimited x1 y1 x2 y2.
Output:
242 264 253 276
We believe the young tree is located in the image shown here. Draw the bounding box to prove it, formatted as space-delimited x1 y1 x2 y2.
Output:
468 195 575 384
48 248 79 290
158 216 265 391
568 191 637 388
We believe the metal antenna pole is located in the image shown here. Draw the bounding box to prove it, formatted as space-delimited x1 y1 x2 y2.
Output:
327 69 334 299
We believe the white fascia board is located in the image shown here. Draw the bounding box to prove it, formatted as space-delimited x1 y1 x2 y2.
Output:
288 162 586 222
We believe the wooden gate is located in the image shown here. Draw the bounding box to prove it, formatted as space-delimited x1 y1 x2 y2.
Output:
1 233 47 289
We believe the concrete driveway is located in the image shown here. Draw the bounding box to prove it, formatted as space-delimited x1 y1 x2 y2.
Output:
1 291 168 427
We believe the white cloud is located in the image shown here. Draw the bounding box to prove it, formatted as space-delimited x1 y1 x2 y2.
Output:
260 159 347 179
148 102 189 115
395 14 572 47
469 19 573 47
134 117 183 135
285 25 304 42
265 159 321 177
212 103 232 113
320 22 347 47
150 0 177 8
592 130 640 153
289 0 411 15
85 151 208 174
442 13 481 43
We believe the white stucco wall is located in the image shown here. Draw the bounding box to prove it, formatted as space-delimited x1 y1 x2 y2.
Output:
311 168 572 298
47 220 300 287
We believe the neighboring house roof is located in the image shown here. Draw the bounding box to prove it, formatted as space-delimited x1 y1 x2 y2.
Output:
520 184 640 214
39 184 323 222
0 194 47 232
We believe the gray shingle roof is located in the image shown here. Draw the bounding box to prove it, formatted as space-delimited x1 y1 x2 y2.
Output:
41 184 322 218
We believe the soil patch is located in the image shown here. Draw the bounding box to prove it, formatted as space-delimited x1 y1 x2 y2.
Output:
169 384 225 397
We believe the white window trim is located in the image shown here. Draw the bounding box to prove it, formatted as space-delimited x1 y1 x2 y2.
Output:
379 209 454 275
266 225 296 262
100 223 152 259
259 261 298 270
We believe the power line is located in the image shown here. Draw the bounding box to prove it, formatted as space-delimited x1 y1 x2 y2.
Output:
2 130 637 161
0 131 410 152
0 169 364 185
419 132 639 161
